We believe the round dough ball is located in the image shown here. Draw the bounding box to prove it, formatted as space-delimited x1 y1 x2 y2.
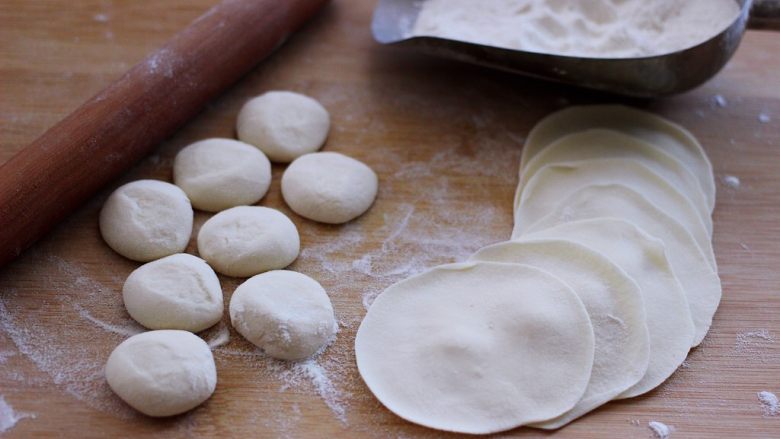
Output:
355 262 595 434
105 330 217 417
229 270 337 360
282 152 378 224
122 253 223 332
99 180 193 262
173 138 271 212
197 206 300 277
236 91 330 163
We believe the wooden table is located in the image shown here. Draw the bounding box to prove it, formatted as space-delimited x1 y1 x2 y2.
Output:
1 1 779 437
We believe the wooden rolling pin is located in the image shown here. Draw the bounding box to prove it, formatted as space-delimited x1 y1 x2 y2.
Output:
0 0 328 268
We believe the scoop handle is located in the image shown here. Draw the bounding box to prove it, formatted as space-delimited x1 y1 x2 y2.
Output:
750 0 780 29
0 0 328 268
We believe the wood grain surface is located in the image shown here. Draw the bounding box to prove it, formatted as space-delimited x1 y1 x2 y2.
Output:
1 1 779 437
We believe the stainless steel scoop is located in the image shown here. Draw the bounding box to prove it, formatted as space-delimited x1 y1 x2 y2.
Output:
372 0 779 97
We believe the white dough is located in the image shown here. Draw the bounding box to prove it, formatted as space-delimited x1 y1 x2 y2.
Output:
516 129 710 219
236 91 330 163
282 152 378 224
122 254 223 332
173 138 271 212
524 219 694 398
197 206 300 278
470 240 650 428
99 180 193 262
229 270 337 360
105 330 217 417
516 159 712 246
355 261 595 434
413 0 739 59
521 184 720 347
519 106 716 211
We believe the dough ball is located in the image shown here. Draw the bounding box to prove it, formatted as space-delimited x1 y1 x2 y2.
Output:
197 206 300 277
282 152 378 224
99 180 193 262
236 91 330 163
122 253 223 332
173 138 271 212
229 270 337 360
105 330 217 417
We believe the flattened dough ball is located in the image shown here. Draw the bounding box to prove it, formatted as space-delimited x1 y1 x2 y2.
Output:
105 330 217 417
236 91 330 163
282 152 378 224
229 270 337 360
197 206 300 277
99 180 193 262
123 254 223 332
173 138 271 212
355 262 595 434
470 240 650 428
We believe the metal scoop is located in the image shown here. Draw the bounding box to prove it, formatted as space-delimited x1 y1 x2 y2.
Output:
372 0 779 97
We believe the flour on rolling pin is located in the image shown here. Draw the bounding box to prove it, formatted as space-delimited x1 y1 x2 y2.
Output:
411 0 740 58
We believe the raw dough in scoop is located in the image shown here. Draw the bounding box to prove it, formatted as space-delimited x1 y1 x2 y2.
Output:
470 239 649 428
355 261 595 434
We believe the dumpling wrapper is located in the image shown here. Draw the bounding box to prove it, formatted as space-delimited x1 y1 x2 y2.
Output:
519 105 715 211
516 159 712 245
355 261 595 434
515 129 710 221
523 219 694 398
519 184 720 347
470 239 650 428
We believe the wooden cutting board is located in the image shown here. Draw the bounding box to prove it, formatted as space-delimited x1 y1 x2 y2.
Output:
1 1 779 437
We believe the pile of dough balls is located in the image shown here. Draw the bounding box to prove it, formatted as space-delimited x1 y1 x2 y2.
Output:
356 106 721 434
99 91 375 417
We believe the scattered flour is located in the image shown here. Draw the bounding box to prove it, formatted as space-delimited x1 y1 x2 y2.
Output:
0 350 16 365
759 113 771 123
145 48 175 78
648 420 674 438
0 395 34 433
713 95 728 108
734 330 775 363
73 303 143 337
92 13 109 23
205 322 231 349
757 391 778 416
722 175 740 189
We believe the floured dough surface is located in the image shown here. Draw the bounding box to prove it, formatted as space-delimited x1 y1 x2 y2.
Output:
516 129 710 218
355 261 595 434
197 206 300 277
236 91 330 163
229 270 337 360
519 105 715 210
99 179 193 262
516 159 712 246
282 152 378 224
105 330 217 417
524 219 694 398
521 184 721 346
470 240 649 428
173 138 271 212
412 0 739 59
123 253 223 332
